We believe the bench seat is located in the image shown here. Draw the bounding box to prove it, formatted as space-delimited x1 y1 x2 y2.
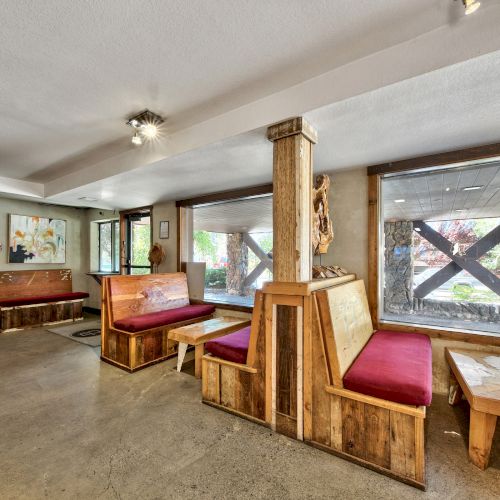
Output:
205 326 251 364
114 304 215 333
343 330 432 406
0 292 89 308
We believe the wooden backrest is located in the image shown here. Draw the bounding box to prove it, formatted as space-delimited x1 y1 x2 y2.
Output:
315 279 374 387
246 290 264 366
0 269 73 299
105 272 190 322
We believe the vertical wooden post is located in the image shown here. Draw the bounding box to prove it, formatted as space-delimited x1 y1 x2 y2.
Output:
267 117 317 438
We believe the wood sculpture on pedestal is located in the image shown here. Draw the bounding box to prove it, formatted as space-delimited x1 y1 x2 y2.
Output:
312 174 334 255
148 243 166 273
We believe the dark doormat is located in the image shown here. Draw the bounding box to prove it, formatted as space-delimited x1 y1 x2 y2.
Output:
46 320 101 347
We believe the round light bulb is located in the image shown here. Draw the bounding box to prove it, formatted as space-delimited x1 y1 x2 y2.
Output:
464 0 480 15
131 132 143 145
142 123 158 139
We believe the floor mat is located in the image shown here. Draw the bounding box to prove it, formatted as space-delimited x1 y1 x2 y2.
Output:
46 320 101 347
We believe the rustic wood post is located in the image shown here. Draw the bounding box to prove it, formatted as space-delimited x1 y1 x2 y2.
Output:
267 117 317 438
226 233 248 295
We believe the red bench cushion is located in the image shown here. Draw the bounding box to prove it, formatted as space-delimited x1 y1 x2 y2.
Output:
113 304 215 333
0 292 89 307
343 330 432 406
205 326 251 364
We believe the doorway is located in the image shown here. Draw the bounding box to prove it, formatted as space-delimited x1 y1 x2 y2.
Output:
120 207 152 275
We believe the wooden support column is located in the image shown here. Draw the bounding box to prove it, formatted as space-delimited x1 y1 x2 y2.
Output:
267 117 317 438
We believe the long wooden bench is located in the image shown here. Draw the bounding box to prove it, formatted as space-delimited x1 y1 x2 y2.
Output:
0 269 88 332
101 272 215 372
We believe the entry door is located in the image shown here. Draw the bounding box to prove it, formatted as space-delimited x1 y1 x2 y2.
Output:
121 211 152 275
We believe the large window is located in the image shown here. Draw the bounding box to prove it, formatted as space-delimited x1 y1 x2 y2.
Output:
380 163 499 334
98 221 120 272
189 195 273 306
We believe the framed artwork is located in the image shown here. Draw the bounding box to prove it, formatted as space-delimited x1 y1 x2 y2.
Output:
159 220 170 239
8 214 66 263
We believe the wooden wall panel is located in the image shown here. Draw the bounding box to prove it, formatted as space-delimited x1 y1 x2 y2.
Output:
341 398 365 459
390 411 416 480
365 405 390 468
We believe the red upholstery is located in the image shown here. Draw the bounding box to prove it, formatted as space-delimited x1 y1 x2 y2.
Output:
205 326 251 364
343 330 432 406
0 292 89 307
113 304 215 332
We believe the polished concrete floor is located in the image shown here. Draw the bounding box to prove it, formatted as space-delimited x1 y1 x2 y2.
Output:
1 318 499 500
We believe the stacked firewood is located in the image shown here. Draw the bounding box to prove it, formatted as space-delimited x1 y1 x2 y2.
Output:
312 265 348 279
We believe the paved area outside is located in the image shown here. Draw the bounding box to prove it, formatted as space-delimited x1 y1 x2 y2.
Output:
0 316 499 499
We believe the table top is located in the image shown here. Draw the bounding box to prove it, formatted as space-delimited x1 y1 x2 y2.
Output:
446 348 500 415
168 316 251 345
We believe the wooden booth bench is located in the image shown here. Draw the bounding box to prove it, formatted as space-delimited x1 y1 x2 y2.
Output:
201 278 432 489
101 272 215 372
0 269 89 332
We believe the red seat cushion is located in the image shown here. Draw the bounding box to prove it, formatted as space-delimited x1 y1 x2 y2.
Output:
205 326 251 364
343 330 432 406
113 304 215 333
0 292 89 307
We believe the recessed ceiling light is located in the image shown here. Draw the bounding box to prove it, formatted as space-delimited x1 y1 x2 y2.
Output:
463 185 483 191
394 199 406 203
78 196 98 202
445 187 451 192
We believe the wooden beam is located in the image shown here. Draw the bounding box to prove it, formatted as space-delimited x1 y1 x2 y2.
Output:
413 221 500 296
242 233 273 269
414 224 500 298
367 175 379 328
367 141 500 176
176 184 273 208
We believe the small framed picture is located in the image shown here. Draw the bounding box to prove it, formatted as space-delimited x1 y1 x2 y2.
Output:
159 221 169 239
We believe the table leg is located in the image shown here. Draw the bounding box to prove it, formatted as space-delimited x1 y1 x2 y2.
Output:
469 408 497 470
177 342 188 372
448 371 463 406
195 344 204 379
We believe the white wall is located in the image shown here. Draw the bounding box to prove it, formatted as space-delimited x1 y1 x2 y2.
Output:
0 197 88 294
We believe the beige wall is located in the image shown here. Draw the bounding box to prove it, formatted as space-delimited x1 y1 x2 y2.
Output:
314 167 368 286
0 197 88 295
152 201 178 273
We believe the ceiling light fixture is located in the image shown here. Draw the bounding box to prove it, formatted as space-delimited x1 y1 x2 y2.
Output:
463 185 483 191
445 187 451 192
394 199 406 203
126 109 164 145
462 0 481 15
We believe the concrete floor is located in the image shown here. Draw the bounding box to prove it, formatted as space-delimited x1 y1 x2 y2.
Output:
1 318 499 500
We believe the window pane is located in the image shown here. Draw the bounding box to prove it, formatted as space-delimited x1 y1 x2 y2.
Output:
380 164 500 334
113 221 120 272
131 216 151 266
192 196 273 306
99 223 112 272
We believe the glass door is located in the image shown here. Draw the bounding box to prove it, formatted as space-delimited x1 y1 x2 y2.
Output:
122 211 152 275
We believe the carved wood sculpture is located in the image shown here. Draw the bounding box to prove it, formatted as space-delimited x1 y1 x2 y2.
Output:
312 265 348 279
148 243 165 273
312 174 334 255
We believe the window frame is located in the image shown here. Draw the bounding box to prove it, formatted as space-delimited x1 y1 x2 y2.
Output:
367 142 500 346
98 220 120 273
176 184 273 310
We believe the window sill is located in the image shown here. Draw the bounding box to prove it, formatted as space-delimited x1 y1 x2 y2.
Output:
378 320 500 347
190 299 253 314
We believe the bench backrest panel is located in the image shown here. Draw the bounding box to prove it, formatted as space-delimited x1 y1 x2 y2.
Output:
107 273 190 321
315 279 374 386
0 269 72 299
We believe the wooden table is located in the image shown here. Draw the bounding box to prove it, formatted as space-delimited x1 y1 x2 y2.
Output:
168 316 251 378
446 348 500 470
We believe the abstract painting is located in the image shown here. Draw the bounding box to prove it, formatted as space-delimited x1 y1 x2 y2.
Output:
9 214 66 263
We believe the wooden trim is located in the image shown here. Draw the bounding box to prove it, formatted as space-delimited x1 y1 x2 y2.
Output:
176 206 182 272
367 141 500 176
176 184 273 208
367 174 379 328
379 321 500 347
201 354 258 373
324 386 426 418
262 275 356 296
202 400 269 427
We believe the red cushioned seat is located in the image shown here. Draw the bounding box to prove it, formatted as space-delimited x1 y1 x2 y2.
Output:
343 330 432 406
0 292 89 307
204 326 251 364
113 304 215 333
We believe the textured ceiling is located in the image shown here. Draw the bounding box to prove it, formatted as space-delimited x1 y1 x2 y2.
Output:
0 0 464 180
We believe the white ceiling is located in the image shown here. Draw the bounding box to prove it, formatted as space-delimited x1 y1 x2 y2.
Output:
383 163 500 221
2 1 500 209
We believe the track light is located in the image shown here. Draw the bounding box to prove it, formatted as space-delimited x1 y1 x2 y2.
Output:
126 109 164 145
463 0 480 15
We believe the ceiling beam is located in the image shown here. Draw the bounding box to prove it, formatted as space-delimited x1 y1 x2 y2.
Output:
0 176 44 199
